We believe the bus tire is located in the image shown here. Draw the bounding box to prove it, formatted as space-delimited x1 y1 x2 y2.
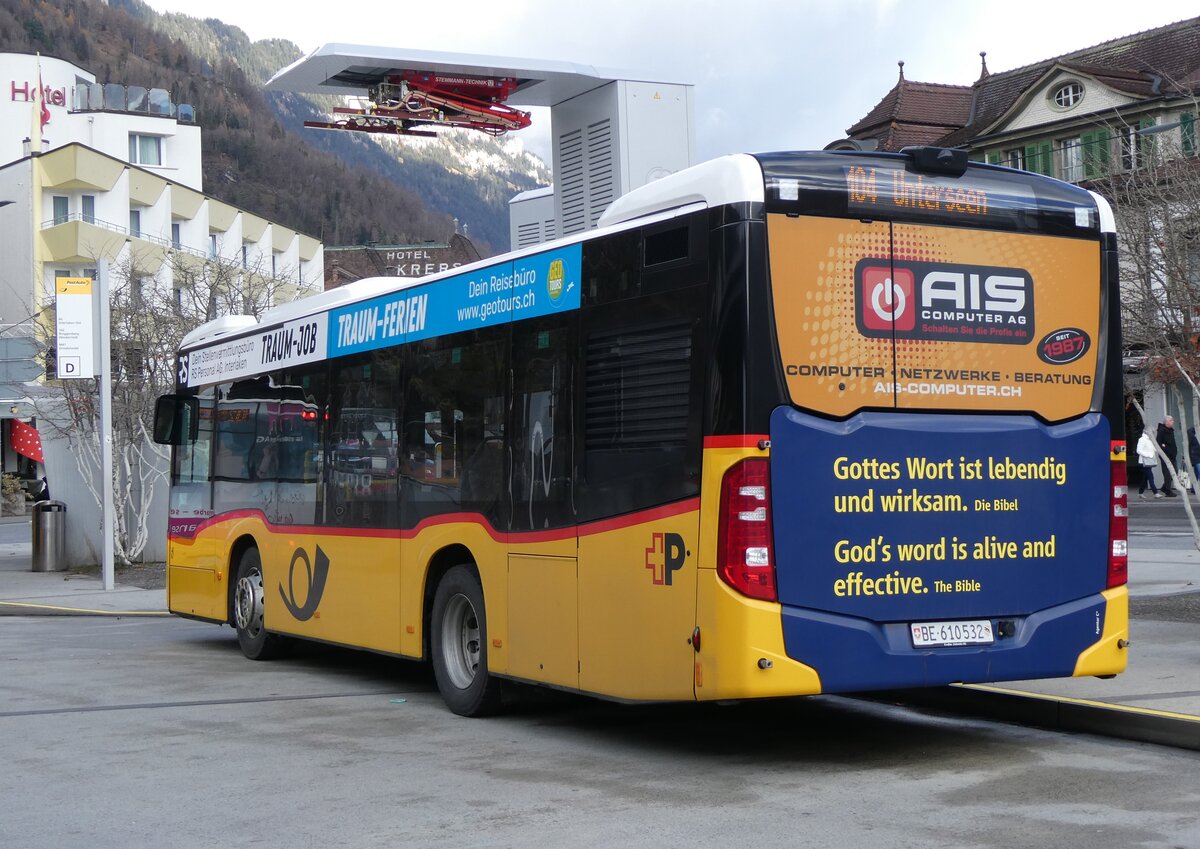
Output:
431 565 501 717
233 547 287 661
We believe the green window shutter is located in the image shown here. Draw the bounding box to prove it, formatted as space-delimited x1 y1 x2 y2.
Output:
1139 117 1157 163
1081 130 1110 179
987 151 1001 165
1182 112 1195 156
1039 142 1054 177
1024 143 1041 174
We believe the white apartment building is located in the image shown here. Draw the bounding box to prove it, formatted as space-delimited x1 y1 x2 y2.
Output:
0 53 323 336
0 52 324 561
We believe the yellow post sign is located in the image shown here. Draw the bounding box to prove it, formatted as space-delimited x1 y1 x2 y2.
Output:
55 276 94 379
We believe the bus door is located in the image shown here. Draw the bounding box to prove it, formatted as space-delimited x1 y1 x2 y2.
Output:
297 357 402 654
167 392 220 618
506 316 580 689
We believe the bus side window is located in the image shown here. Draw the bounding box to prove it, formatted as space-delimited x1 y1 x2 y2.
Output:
327 353 401 529
173 390 213 485
401 328 507 528
510 315 575 532
213 385 254 482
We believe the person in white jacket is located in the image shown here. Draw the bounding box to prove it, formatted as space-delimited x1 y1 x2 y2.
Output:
1137 428 1163 499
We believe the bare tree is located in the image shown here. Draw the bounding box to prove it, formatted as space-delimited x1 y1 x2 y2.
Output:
1095 114 1200 545
34 244 308 564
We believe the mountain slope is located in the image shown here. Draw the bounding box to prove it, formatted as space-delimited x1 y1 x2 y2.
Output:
118 0 552 253
0 0 455 245
0 0 552 254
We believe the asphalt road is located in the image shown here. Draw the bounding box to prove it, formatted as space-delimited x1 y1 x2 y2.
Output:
2 615 1199 849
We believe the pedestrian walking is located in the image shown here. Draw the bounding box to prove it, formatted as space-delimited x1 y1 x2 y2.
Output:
1157 416 1179 496
1137 428 1163 499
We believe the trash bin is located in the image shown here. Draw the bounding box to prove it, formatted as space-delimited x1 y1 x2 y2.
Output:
31 500 66 573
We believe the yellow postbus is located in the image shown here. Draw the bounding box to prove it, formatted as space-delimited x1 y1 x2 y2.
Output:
155 148 1128 715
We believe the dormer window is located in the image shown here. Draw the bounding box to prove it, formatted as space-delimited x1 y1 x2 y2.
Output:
1051 81 1084 110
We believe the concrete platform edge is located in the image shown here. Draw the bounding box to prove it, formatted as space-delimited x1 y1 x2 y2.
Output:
870 684 1200 751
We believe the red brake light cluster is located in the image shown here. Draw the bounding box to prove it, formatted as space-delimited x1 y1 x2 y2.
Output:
718 458 777 601
1108 448 1128 588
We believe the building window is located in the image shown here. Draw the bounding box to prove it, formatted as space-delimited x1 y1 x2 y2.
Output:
52 196 68 225
1121 126 1141 171
1059 137 1083 182
1051 81 1084 110
1185 230 1200 290
129 209 141 238
208 233 218 259
1006 149 1025 170
241 244 249 270
82 195 95 224
171 222 182 249
128 134 162 166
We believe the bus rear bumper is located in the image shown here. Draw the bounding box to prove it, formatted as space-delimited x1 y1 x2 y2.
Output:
779 586 1128 694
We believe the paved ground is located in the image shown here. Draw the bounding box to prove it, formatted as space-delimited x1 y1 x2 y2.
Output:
2 507 1199 749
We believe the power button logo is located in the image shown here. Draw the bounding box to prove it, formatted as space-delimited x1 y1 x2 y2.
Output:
858 263 914 333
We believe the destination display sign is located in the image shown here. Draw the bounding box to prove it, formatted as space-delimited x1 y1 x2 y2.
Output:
840 164 1097 231
845 165 991 219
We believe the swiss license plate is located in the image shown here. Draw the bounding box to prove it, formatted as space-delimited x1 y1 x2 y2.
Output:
910 619 994 648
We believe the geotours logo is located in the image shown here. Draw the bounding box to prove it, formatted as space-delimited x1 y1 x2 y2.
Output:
855 259 1035 345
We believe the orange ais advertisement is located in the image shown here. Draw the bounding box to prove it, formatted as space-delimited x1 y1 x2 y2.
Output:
768 215 1101 421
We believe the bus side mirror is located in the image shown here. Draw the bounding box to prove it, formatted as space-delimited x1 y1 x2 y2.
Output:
153 395 199 445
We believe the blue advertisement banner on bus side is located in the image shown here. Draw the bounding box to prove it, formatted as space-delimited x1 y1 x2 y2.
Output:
328 244 582 357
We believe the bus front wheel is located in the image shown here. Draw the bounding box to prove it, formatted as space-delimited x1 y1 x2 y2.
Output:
233 547 287 661
431 565 501 716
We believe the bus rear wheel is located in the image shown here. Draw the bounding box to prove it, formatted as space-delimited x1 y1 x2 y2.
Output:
233 547 286 661
431 565 501 716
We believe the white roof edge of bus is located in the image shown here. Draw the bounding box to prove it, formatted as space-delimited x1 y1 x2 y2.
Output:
597 154 765 228
180 315 258 349
258 277 421 326
180 278 421 351
1089 191 1116 234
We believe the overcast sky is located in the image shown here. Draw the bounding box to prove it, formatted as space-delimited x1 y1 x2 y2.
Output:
144 0 1194 163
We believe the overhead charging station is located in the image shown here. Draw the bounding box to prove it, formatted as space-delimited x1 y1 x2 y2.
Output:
267 44 695 250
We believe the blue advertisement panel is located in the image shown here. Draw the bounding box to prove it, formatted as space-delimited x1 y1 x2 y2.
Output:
327 244 582 358
769 408 1110 621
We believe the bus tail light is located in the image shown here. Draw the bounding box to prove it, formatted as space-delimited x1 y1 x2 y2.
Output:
1108 451 1128 588
718 458 777 602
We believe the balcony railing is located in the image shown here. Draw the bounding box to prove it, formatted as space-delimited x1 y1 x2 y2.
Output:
71 82 195 123
41 212 208 258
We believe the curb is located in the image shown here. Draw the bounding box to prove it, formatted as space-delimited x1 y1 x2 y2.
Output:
874 684 1200 751
0 600 170 617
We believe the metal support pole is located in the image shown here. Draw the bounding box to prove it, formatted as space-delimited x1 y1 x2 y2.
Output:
98 260 115 591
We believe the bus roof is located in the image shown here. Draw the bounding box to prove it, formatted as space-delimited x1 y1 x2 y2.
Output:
598 154 765 228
